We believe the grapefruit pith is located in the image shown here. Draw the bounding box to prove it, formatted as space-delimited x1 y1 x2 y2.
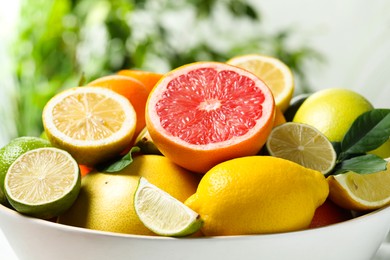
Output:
146 62 275 173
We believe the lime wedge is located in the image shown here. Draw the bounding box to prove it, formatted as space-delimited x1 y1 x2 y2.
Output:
134 177 203 237
266 122 337 174
4 147 81 219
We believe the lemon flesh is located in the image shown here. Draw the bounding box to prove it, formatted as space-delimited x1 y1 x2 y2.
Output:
134 177 203 237
42 87 137 166
328 159 390 211
4 147 80 219
227 54 294 112
266 122 337 174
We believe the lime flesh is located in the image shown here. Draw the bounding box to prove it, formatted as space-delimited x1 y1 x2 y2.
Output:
0 137 51 205
266 122 337 174
134 177 203 237
4 147 81 219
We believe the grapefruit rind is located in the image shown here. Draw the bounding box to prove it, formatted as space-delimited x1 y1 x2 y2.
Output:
146 62 275 173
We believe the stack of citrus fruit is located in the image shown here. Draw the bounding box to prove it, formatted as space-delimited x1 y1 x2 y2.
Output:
1 54 389 239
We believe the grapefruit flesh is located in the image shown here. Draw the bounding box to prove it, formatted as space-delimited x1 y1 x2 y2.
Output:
146 62 275 173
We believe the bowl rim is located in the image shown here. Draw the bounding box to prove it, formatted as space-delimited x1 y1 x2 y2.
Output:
1 202 390 240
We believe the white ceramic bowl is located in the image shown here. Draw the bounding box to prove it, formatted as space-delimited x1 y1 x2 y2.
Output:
1 203 390 260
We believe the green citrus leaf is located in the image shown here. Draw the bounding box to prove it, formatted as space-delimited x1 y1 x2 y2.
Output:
333 154 387 175
96 146 141 173
339 109 390 160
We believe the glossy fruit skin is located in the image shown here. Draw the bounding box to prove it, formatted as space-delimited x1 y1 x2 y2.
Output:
293 88 373 142
185 156 329 236
146 62 275 173
309 199 352 229
117 69 163 93
58 155 200 235
283 93 310 122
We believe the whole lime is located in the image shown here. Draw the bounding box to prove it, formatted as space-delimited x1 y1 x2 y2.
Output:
0 137 51 205
293 88 373 142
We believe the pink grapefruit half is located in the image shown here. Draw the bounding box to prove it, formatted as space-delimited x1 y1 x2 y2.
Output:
146 62 275 173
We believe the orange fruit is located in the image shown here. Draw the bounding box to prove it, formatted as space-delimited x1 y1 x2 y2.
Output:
87 75 149 138
273 106 286 127
146 62 275 173
79 165 92 177
117 69 163 93
309 198 352 229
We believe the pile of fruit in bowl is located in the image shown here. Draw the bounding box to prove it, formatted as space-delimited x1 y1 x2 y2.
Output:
1 54 390 260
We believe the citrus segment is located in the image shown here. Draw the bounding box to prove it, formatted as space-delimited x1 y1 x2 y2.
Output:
185 156 328 236
87 75 149 137
327 159 390 211
227 54 294 112
266 122 337 174
4 147 80 219
146 62 275 173
134 177 203 237
117 69 163 93
42 87 137 166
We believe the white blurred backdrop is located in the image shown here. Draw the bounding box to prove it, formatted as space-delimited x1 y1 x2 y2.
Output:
1 0 389 145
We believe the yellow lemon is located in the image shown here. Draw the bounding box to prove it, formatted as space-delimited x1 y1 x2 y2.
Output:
58 155 200 235
184 156 328 236
42 87 137 166
327 159 390 211
293 88 373 142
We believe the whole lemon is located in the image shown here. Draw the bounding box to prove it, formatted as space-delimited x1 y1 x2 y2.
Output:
184 156 328 236
293 88 373 142
58 155 200 235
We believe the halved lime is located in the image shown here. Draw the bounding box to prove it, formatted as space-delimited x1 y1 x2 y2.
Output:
0 136 51 204
266 122 337 174
134 177 203 237
4 147 81 219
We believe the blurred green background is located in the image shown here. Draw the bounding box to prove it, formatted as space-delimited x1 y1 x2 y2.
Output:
0 0 325 145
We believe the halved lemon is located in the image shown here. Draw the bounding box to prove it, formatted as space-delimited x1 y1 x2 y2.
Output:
4 147 80 219
227 54 294 112
266 122 337 174
134 177 203 237
327 159 390 211
42 87 137 166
